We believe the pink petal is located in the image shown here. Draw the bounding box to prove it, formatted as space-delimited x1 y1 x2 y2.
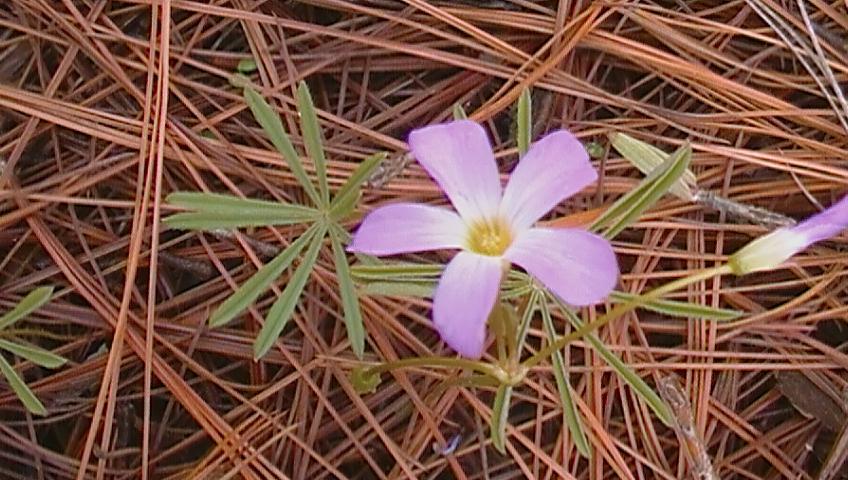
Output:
349 203 466 255
500 130 597 231
729 194 848 275
505 227 617 305
791 194 848 244
408 120 502 221
433 251 503 358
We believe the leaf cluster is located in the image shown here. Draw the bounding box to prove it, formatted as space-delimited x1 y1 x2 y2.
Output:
0 287 67 415
164 82 384 360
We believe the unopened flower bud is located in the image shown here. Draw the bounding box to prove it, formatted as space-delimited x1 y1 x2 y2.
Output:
728 228 808 275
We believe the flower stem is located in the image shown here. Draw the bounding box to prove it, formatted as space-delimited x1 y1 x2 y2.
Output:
522 264 733 369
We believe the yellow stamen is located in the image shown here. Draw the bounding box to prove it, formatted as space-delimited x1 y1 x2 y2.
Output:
466 217 513 256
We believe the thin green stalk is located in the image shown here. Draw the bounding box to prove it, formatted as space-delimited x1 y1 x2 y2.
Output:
523 264 732 369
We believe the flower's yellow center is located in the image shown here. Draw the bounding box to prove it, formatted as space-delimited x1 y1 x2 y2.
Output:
466 217 513 256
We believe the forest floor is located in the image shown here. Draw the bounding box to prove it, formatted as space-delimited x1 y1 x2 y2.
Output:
1 1 848 479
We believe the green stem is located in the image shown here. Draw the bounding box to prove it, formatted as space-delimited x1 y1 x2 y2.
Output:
523 264 732 369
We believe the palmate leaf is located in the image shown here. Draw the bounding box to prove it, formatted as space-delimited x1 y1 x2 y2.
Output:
330 227 366 359
0 339 66 369
165 78 383 361
330 152 387 219
0 286 60 415
210 224 320 328
254 225 327 359
361 281 435 298
554 297 674 426
0 354 45 416
610 132 696 201
243 85 322 207
163 192 319 230
296 82 330 206
237 57 258 74
591 143 692 239
609 291 741 321
350 262 443 281
540 299 590 458
0 286 53 331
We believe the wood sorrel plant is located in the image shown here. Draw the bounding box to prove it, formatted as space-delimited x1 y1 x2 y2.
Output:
348 92 713 455
164 80 848 456
164 80 385 360
348 90 818 456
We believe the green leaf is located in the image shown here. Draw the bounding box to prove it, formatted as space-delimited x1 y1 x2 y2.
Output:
489 303 517 363
0 354 46 416
452 103 468 120
330 152 386 215
163 192 319 230
585 141 605 159
609 291 741 321
516 88 532 156
0 287 53 331
237 58 258 74
229 73 250 89
351 263 545 301
351 367 381 394
591 143 692 239
352 263 538 300
490 384 513 454
609 133 696 201
350 262 443 281
0 339 66 369
555 298 674 426
163 213 310 231
296 82 329 206
210 224 319 327
362 281 435 298
352 253 382 266
500 283 535 300
330 229 366 359
254 226 327 359
243 85 322 206
360 278 534 301
540 300 590 458
514 288 540 352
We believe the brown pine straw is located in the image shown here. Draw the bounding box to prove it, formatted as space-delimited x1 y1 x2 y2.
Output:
2 0 848 478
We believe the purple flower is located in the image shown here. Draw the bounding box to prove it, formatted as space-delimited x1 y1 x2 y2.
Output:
349 120 619 358
730 194 848 274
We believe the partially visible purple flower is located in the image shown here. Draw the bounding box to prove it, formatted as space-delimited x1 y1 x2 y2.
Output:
349 120 619 358
730 194 848 274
